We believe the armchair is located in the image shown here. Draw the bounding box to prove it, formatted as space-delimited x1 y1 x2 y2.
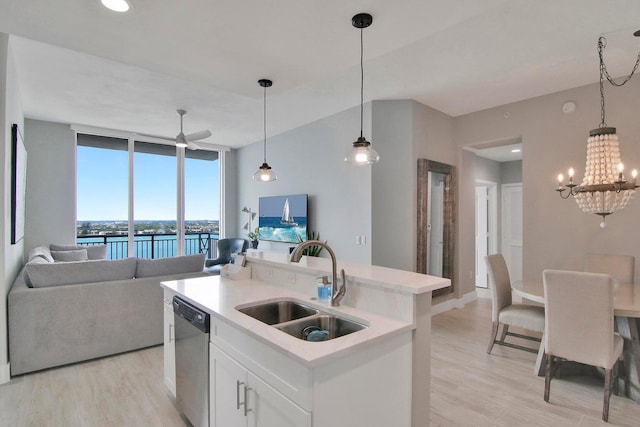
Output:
204 238 249 275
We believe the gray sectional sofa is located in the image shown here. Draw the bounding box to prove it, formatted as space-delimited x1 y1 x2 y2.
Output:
8 245 209 376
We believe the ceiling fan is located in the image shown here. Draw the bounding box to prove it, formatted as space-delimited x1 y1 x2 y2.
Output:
175 109 211 150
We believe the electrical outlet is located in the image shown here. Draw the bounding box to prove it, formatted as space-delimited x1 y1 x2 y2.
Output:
266 268 273 278
355 235 361 245
286 272 296 284
362 235 367 245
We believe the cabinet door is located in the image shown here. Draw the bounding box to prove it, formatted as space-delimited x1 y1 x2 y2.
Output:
210 344 248 427
247 372 311 427
163 301 176 397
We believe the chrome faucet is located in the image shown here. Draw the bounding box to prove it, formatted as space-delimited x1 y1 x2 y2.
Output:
289 240 346 306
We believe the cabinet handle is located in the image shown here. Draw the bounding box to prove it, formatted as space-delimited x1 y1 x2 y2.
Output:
168 324 174 343
236 381 252 416
243 384 252 416
236 380 244 410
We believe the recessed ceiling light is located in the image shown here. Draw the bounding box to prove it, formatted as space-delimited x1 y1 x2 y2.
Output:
101 0 131 12
511 149 521 153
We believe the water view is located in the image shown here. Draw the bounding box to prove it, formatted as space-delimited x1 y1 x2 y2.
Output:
76 220 219 259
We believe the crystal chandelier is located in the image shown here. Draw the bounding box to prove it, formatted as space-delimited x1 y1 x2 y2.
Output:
556 32 640 228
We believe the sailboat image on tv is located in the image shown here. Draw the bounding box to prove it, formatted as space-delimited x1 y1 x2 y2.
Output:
280 198 298 226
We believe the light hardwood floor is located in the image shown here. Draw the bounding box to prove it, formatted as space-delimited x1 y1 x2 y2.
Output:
3 297 640 426
431 297 640 426
0 345 185 427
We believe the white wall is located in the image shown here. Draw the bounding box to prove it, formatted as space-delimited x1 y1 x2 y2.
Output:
1 34 25 383
455 77 640 289
236 104 372 264
24 119 76 250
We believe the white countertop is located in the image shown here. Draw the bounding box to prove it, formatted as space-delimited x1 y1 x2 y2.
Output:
245 250 450 295
163 253 449 367
162 274 415 367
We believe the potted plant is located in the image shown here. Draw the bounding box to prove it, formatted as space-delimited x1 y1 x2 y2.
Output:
248 227 260 249
295 231 325 257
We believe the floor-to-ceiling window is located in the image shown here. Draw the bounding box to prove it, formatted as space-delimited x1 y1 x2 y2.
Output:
76 134 129 259
76 133 221 259
185 149 220 258
134 141 177 259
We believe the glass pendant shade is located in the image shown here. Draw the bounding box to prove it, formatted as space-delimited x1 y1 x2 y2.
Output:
346 13 379 166
345 136 379 165
253 162 277 182
254 78 276 182
101 0 130 12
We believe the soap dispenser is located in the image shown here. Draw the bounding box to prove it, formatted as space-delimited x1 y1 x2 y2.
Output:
316 276 332 302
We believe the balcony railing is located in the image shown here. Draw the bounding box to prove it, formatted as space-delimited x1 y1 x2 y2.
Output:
76 232 219 260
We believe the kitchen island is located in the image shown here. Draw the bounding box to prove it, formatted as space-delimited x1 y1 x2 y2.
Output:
162 251 449 427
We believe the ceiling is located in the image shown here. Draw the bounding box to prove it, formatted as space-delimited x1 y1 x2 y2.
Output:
1 0 640 149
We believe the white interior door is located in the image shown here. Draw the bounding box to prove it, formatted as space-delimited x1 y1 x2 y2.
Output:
501 183 523 282
475 185 489 288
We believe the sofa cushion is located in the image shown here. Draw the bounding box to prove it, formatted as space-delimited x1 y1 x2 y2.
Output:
25 258 137 288
27 246 54 263
51 249 88 262
135 253 205 278
50 244 108 260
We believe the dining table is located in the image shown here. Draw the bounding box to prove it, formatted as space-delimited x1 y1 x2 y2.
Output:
511 280 640 403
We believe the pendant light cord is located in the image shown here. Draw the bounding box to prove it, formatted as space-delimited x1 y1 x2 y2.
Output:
360 27 364 138
597 36 640 128
263 84 267 163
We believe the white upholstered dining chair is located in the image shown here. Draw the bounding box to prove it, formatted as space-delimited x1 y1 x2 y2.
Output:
584 253 635 285
542 269 623 422
485 254 545 354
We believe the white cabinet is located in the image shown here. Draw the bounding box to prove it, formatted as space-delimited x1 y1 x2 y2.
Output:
210 344 311 427
247 371 311 427
163 292 176 397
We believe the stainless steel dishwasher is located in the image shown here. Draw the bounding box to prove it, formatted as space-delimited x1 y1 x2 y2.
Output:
173 296 210 427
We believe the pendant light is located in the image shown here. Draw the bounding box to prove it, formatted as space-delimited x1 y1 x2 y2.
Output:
345 13 379 166
253 79 277 182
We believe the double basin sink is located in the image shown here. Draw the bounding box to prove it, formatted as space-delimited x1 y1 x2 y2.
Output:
236 300 367 342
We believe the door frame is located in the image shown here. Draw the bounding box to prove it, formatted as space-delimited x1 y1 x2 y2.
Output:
475 180 498 288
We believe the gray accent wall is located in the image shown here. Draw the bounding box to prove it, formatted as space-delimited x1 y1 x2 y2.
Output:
236 104 373 264
370 100 455 272
24 119 77 250
501 160 522 184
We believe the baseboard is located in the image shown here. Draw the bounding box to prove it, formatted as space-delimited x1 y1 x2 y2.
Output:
0 362 10 384
432 290 477 316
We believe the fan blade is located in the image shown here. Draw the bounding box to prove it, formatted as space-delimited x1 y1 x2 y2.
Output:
186 141 202 150
185 130 211 141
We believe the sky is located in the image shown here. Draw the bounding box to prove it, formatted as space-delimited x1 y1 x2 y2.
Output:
77 146 220 221
259 194 307 217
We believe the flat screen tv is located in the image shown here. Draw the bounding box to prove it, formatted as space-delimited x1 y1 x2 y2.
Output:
258 194 308 243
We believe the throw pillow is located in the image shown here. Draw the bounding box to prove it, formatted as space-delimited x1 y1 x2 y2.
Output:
25 257 137 288
135 253 205 278
50 243 108 260
51 249 88 262
27 246 54 263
